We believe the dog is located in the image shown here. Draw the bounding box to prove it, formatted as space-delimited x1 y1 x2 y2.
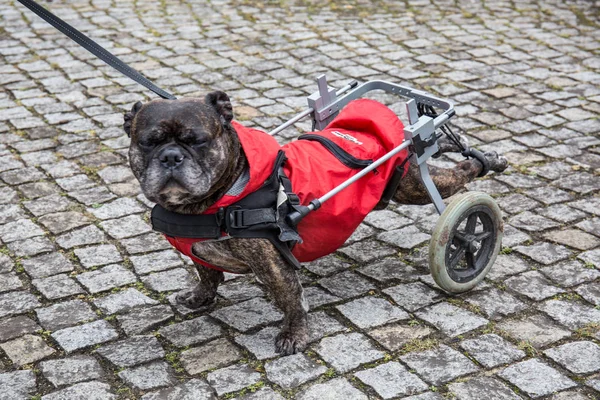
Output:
125 91 508 355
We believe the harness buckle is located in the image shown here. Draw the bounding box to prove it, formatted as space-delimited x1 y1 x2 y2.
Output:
228 207 246 229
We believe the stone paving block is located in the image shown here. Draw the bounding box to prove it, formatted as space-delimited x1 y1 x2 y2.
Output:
448 376 520 400
38 211 91 234
315 332 384 373
0 291 41 318
217 280 265 303
23 193 74 217
76 264 137 293
415 302 488 337
234 326 281 361
129 250 183 274
498 359 576 398
542 261 600 287
158 315 222 347
0 253 13 274
318 271 376 299
576 282 600 306
180 338 242 375
383 282 443 312
497 313 572 348
118 361 178 390
74 244 123 268
538 299 600 329
97 335 164 368
140 268 194 292
401 393 443 400
358 258 420 283
0 334 56 366
265 353 327 389
465 288 527 320
367 322 433 352
55 225 106 249
364 209 412 231
100 215 152 239
232 387 284 400
33 273 85 300
578 248 600 268
0 315 40 342
21 252 74 279
140 379 216 400
504 270 565 300
52 320 118 353
544 229 600 251
41 355 105 387
206 364 261 396
304 286 342 309
400 345 479 385
41 381 116 400
296 377 367 400
459 334 525 368
36 299 97 331
354 361 428 398
0 370 36 399
544 341 600 374
117 305 174 335
0 219 44 243
93 288 159 315
121 233 172 254
336 296 409 328
378 225 430 249
211 297 283 332
303 254 351 276
0 272 22 293
338 240 397 263
514 242 571 265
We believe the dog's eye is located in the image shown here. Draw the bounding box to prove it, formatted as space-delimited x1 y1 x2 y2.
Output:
138 139 158 150
184 136 209 149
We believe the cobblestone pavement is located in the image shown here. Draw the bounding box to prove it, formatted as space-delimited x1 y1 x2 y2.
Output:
0 0 599 399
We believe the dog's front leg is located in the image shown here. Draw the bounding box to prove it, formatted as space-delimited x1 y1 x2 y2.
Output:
233 238 309 355
176 240 252 308
176 264 224 308
393 151 508 205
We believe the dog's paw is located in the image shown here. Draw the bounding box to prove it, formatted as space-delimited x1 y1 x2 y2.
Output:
175 288 215 309
484 151 509 173
275 329 308 355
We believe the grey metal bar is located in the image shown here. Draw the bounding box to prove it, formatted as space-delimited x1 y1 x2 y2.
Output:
308 140 412 210
268 81 359 136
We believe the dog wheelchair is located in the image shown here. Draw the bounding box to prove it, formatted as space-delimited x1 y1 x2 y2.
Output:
269 75 503 294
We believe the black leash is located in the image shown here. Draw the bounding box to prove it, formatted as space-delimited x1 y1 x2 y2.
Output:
16 0 177 100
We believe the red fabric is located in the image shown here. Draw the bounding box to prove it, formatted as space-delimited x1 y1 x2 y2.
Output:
165 99 408 271
283 98 408 262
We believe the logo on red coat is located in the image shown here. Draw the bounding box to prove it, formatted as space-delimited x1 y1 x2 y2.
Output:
331 131 363 146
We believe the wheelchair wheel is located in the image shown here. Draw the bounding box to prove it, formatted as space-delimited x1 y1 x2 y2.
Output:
429 191 502 293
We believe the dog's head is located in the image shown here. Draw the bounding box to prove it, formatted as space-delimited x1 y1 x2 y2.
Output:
125 91 239 209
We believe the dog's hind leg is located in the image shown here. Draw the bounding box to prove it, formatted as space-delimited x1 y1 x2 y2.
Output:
232 238 309 355
393 151 508 205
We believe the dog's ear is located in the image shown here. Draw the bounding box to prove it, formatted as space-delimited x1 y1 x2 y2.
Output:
124 101 143 137
205 91 233 125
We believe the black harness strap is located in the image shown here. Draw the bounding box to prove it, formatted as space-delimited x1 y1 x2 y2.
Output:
16 0 176 100
151 151 304 270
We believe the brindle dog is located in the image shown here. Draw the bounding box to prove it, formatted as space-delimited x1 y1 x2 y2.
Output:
125 91 508 355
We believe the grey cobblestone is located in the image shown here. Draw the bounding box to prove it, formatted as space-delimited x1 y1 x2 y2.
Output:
1 0 599 398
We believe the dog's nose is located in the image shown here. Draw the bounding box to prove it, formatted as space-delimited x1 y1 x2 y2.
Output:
159 147 185 169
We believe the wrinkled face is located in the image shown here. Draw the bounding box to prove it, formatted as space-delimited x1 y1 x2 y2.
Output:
126 96 234 209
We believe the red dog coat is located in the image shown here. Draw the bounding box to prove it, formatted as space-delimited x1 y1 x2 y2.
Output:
163 99 409 271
